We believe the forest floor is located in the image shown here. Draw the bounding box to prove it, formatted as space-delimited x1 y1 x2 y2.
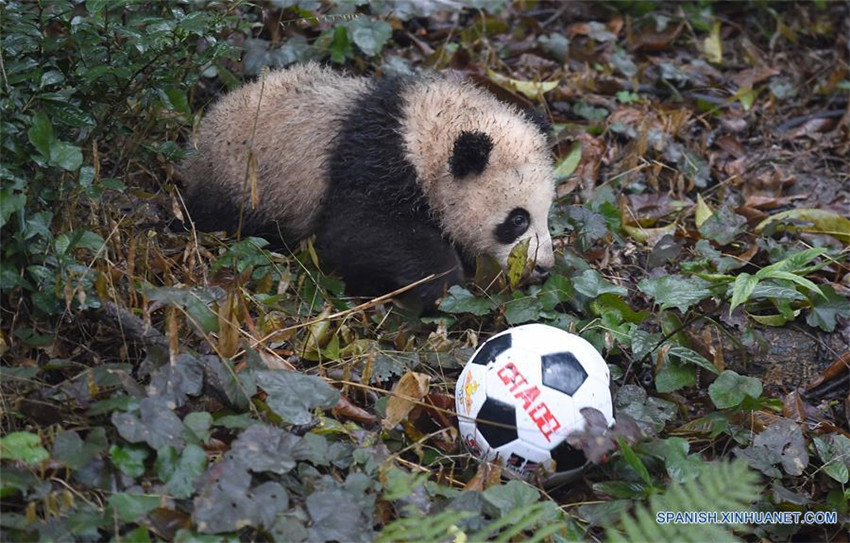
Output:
1 1 848 541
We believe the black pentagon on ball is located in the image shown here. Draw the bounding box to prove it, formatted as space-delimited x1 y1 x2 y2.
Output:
541 351 588 396
550 441 587 472
477 397 517 448
470 333 512 365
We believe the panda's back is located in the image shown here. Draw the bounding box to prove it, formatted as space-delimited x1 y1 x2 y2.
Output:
182 64 369 240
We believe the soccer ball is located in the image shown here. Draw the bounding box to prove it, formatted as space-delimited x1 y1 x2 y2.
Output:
455 323 614 485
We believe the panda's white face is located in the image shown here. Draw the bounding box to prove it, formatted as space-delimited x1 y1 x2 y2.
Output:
402 79 557 278
424 129 556 276
471 159 556 277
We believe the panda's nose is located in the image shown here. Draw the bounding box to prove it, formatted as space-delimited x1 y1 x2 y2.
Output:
532 264 551 281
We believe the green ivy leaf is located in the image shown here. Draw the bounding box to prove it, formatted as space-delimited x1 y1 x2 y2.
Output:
228 424 297 475
482 480 540 517
629 329 661 360
347 18 392 57
122 526 152 543
655 358 695 393
381 465 430 501
537 273 573 310
589 293 648 324
698 206 746 245
111 397 186 450
694 239 744 273
573 269 627 298
813 435 850 484
149 353 206 409
108 493 161 523
615 385 676 433
638 275 713 313
573 101 609 122
110 444 150 478
307 486 373 542
211 237 270 273
641 437 702 483
214 357 256 411
0 468 41 498
256 370 340 425
71 229 106 253
438 285 498 316
88 395 138 416
616 90 641 104
709 370 763 409
0 431 50 466
806 285 850 332
155 444 208 499
737 419 808 477
504 295 543 325
193 460 290 534
183 411 213 444
52 428 107 470
43 101 96 128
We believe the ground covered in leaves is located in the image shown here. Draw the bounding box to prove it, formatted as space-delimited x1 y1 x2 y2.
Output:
1 1 849 541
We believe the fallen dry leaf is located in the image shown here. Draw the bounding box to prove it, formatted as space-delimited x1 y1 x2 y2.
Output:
629 22 683 52
756 208 850 243
743 193 808 211
785 117 836 140
464 460 503 491
258 349 296 371
382 371 431 430
805 351 850 392
576 133 606 191
731 67 780 88
333 394 378 425
714 134 747 158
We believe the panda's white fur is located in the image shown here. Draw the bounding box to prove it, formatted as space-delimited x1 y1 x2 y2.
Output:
401 79 554 268
182 64 556 305
183 64 367 239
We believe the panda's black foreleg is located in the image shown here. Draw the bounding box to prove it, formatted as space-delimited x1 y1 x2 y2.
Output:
314 215 464 308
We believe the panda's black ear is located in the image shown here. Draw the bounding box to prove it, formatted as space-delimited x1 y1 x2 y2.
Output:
523 108 552 138
449 131 494 178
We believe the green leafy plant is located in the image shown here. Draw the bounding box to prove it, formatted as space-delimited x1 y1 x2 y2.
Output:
0 1 242 317
607 460 761 542
728 247 828 315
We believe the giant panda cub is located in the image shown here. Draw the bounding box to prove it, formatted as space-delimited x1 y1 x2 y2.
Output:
182 63 556 306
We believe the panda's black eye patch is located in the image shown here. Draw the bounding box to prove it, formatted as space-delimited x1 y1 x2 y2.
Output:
494 208 530 244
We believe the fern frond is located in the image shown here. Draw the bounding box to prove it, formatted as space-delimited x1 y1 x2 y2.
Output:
378 500 577 543
376 507 473 543
606 460 761 543
476 501 558 542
